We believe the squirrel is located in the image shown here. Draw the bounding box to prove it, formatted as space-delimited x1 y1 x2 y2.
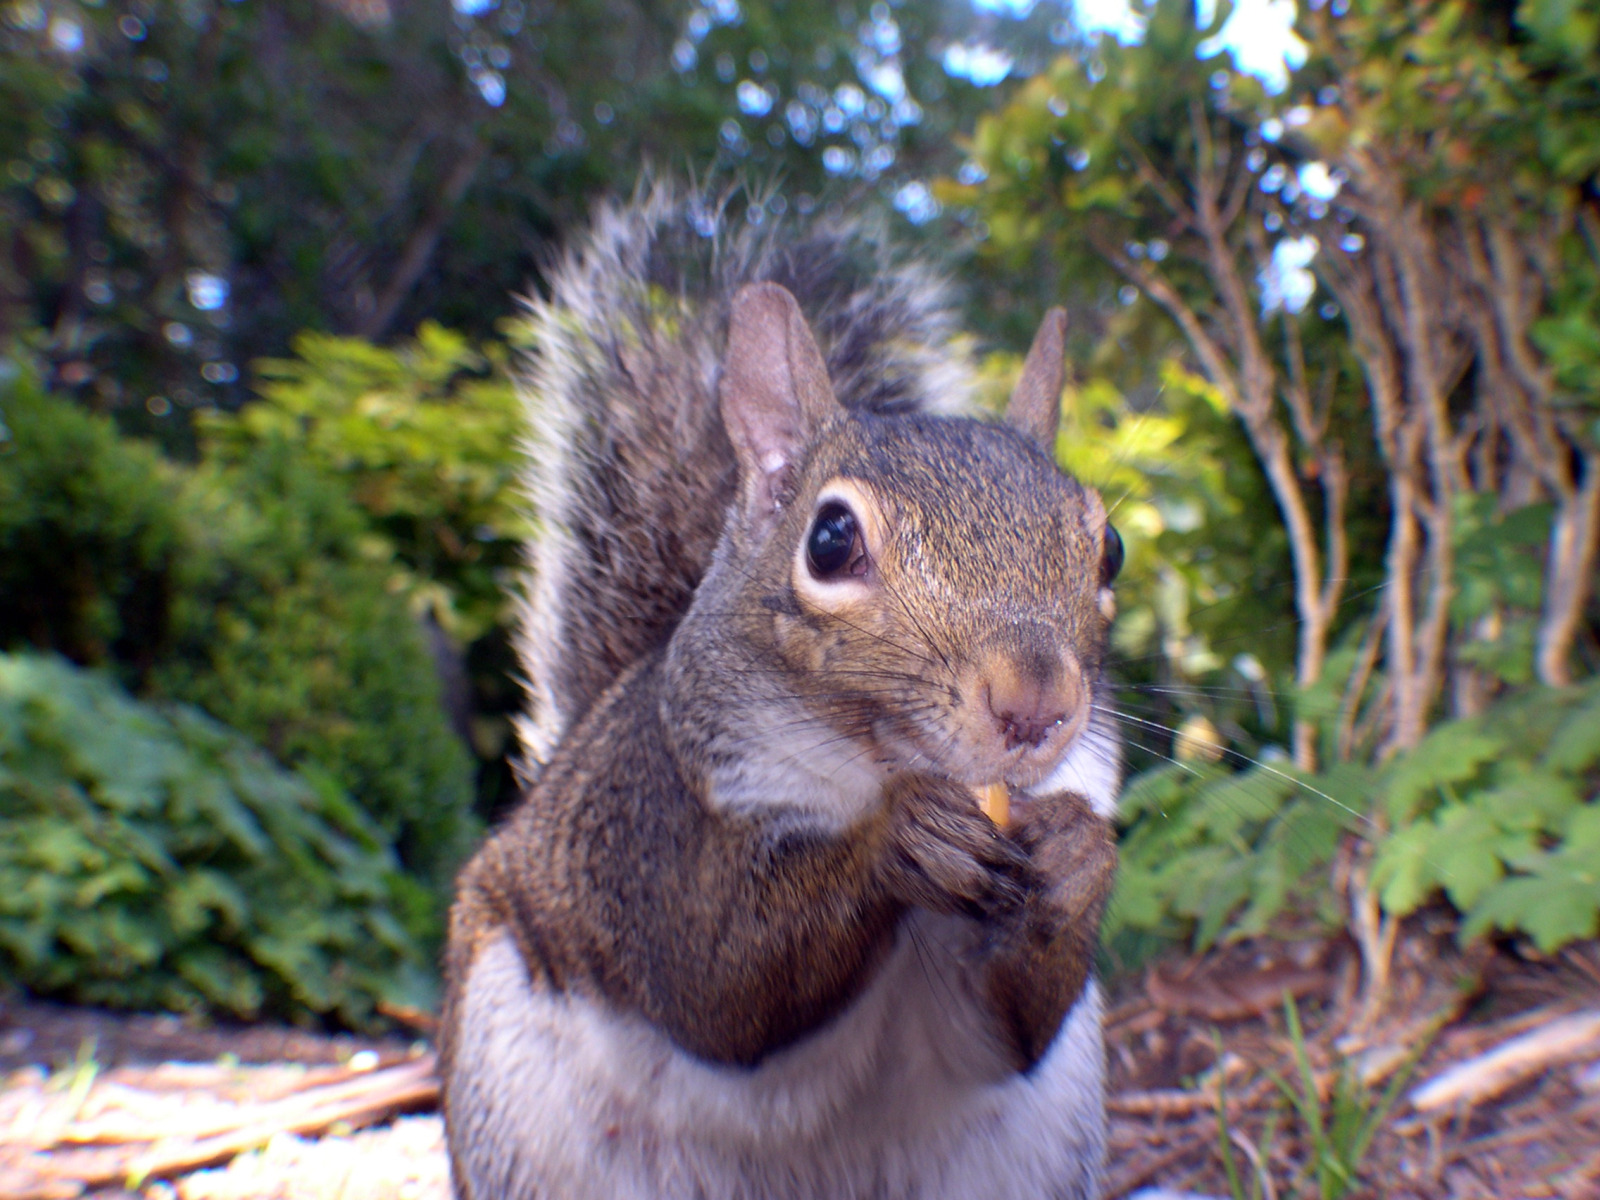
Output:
439 183 1125 1200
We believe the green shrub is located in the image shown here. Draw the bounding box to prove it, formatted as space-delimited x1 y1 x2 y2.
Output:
0 373 476 889
0 653 433 1027
154 445 478 886
195 326 530 814
1109 757 1364 955
198 324 529 643
1108 679 1600 959
1371 680 1600 953
0 373 186 679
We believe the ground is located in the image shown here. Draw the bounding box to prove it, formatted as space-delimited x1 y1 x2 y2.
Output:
1101 926 1600 1198
2 927 1597 1200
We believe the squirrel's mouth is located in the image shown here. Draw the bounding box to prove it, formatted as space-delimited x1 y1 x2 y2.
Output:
878 712 1085 810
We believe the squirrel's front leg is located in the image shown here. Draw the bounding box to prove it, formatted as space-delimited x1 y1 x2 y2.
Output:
636 772 1033 1068
878 772 1032 922
637 807 903 1068
984 789 1117 1071
879 775 1116 1072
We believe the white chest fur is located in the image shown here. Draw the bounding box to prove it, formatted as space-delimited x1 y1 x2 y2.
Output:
1031 716 1123 821
447 920 1106 1200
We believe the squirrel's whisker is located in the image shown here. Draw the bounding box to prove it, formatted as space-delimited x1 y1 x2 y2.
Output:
1092 705 1374 831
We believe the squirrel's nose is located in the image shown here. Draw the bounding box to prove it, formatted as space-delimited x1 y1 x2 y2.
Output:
984 654 1083 751
979 678 1068 752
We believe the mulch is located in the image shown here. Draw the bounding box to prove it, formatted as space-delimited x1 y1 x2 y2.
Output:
1103 923 1600 1198
2 924 1597 1200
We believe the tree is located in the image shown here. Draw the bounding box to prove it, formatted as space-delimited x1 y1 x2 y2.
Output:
950 0 1599 766
0 0 721 430
948 0 1600 999
947 0 1356 771
1291 0 1600 716
1 0 1050 445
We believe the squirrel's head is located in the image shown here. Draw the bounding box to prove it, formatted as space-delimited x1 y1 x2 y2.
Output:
707 283 1120 794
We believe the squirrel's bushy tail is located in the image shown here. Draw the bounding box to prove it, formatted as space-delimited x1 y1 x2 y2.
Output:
513 180 974 768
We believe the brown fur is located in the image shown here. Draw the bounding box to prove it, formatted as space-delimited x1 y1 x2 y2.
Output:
446 362 1118 1069
443 655 1050 1074
514 184 974 766
443 190 1121 1197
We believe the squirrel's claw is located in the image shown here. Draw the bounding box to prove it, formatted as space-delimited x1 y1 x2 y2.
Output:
1007 789 1119 932
882 773 1030 921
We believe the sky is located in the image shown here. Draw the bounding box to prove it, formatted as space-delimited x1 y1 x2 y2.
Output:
958 0 1310 95
953 0 1326 311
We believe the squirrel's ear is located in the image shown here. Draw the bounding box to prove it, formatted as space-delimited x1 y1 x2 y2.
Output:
1005 307 1068 451
720 282 841 525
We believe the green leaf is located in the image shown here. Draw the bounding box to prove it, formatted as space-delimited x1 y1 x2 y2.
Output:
1543 686 1600 774
1381 719 1506 823
1461 805 1600 951
175 946 265 1016
1190 767 1298 844
166 870 249 938
1430 804 1517 912
1479 769 1580 832
1117 761 1216 821
1372 823 1441 916
1464 871 1600 952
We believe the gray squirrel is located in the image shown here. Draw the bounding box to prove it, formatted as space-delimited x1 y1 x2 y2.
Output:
440 183 1125 1200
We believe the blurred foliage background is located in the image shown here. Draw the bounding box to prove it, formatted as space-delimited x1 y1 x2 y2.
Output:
1 0 1596 1029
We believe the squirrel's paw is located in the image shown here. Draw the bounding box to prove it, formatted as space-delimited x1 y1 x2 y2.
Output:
1007 790 1118 931
881 773 1029 921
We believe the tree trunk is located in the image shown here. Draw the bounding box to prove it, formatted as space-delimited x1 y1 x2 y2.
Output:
1538 465 1600 688
359 138 487 341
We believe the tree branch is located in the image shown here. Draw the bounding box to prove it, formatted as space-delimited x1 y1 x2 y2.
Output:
359 137 487 341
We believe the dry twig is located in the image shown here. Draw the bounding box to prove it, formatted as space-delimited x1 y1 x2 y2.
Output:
0 1056 438 1199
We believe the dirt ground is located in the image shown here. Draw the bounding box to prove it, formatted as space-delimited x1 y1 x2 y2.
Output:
2 925 1597 1200
1101 925 1600 1198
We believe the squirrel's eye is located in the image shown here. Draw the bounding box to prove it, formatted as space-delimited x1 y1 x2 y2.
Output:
806 503 858 578
1101 524 1124 587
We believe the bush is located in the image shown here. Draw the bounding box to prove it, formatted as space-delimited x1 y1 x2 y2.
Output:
198 324 528 643
1109 757 1366 957
1371 680 1600 953
1108 679 1600 960
0 373 476 889
0 372 186 680
196 326 531 816
0 653 433 1027
154 445 478 885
